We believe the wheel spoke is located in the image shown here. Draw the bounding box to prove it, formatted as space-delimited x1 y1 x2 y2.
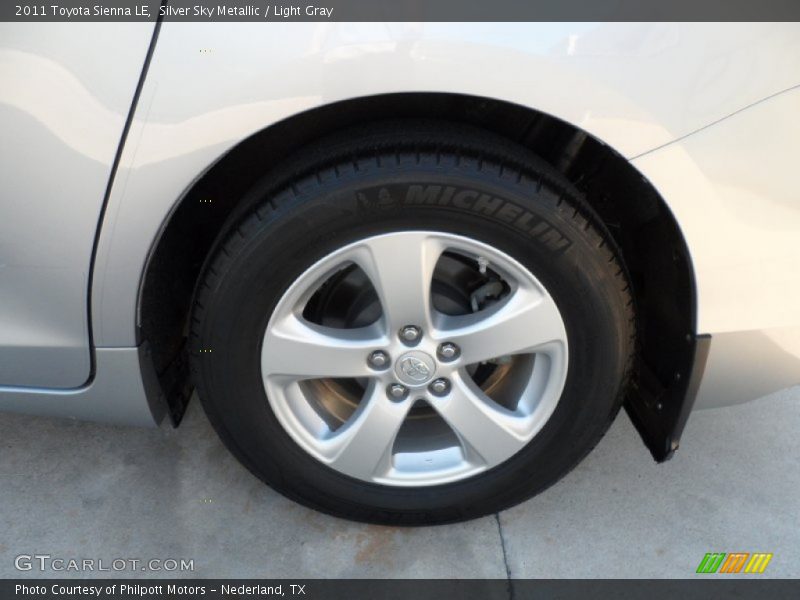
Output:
350 233 443 333
432 372 529 466
437 287 566 365
262 314 384 380
320 382 411 479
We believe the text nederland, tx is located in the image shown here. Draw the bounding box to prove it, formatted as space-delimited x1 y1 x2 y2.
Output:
161 4 335 18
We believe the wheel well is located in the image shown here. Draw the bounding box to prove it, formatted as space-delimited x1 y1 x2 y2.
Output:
140 92 695 432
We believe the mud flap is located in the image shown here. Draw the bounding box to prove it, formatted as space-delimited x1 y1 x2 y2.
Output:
625 334 711 462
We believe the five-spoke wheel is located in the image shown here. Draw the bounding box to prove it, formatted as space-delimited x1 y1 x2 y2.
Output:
262 232 568 485
190 123 634 523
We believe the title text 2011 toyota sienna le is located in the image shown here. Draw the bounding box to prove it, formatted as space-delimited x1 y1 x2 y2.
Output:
2 22 799 523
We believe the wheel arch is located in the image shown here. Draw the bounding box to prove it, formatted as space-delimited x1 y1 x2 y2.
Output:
139 92 698 458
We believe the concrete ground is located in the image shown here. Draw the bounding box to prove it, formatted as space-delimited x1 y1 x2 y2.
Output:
1 387 798 579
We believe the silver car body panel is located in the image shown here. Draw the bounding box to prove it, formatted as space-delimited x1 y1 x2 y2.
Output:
632 86 800 408
0 22 799 423
0 345 162 426
0 23 154 388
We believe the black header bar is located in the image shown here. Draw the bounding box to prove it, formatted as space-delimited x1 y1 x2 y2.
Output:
4 0 800 22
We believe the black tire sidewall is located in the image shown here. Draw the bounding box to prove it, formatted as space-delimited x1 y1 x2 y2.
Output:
193 155 632 523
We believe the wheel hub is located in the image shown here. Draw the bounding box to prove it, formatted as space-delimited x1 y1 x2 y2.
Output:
395 350 437 386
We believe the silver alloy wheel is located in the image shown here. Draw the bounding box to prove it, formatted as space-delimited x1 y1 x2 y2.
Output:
261 231 568 486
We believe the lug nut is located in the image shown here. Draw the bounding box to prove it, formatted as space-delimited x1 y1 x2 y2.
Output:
429 378 451 396
438 342 460 361
387 383 409 401
400 325 421 343
368 350 390 369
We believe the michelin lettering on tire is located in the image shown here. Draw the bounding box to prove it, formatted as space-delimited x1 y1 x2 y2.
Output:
356 184 572 253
